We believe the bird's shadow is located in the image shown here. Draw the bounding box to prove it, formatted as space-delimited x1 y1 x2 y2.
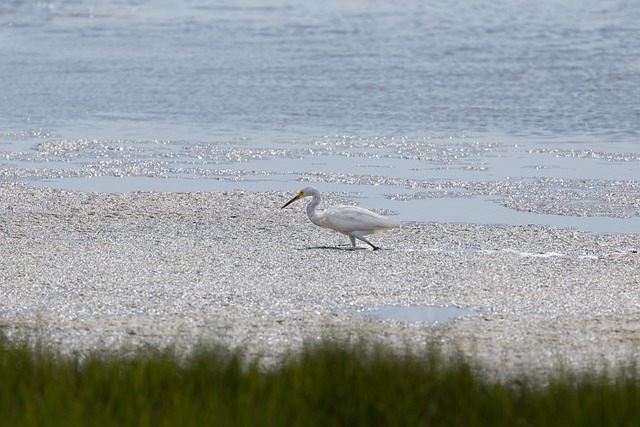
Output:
298 245 394 252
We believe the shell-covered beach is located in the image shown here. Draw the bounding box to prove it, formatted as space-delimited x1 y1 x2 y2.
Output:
2 184 638 378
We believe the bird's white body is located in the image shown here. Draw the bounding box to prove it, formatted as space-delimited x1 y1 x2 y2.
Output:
282 186 399 250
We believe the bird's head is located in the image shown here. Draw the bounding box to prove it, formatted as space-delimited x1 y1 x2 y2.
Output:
281 187 318 209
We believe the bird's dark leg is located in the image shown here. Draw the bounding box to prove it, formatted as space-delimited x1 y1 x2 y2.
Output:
355 235 379 250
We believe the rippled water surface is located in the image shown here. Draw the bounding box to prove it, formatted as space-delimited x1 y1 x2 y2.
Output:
1 0 639 232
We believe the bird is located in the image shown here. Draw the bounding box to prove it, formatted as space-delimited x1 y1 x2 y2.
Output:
281 186 400 250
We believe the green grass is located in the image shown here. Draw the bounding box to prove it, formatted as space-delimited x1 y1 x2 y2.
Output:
1 333 639 426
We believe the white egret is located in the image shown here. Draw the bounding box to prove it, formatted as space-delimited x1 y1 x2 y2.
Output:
281 187 399 250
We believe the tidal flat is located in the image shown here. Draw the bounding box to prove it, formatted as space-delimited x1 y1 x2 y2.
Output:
0 183 638 379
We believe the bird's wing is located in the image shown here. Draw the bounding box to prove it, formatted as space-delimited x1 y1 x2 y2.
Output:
323 205 399 234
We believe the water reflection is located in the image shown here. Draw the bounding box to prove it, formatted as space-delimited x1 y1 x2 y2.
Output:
361 305 477 323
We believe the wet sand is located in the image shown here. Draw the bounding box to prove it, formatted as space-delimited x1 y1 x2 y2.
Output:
1 183 638 378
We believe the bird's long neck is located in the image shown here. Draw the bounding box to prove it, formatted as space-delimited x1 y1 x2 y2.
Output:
306 193 324 226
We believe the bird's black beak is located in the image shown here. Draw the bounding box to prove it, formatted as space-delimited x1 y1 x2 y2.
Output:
281 192 302 209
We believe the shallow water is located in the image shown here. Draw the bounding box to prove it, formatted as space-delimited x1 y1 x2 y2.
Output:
1 0 638 233
361 305 478 324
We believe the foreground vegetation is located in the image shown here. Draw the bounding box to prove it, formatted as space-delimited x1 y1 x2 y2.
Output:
1 333 639 426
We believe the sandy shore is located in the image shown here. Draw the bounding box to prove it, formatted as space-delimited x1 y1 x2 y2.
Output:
1 183 638 378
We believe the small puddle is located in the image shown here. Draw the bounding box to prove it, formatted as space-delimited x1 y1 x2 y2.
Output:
360 305 477 323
